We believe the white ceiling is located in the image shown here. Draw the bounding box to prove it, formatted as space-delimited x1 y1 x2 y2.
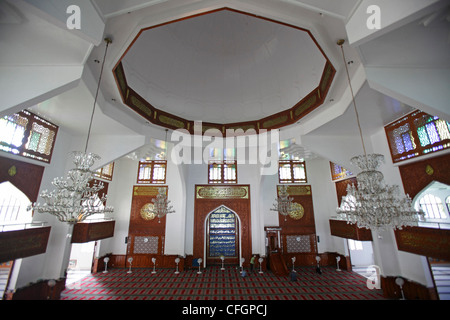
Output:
122 9 327 123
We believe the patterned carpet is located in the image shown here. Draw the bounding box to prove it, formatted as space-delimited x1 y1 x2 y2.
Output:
61 265 385 301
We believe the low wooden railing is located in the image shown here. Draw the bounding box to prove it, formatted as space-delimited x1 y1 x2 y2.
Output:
0 222 50 263
71 219 115 243
329 218 373 241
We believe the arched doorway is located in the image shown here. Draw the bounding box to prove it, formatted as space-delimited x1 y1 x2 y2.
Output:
204 205 241 267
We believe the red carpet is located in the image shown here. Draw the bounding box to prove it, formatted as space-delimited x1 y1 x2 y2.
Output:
61 266 385 300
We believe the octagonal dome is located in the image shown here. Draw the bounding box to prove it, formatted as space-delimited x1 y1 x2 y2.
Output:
114 8 335 134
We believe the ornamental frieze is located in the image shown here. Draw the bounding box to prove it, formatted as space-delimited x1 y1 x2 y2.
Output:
196 185 249 199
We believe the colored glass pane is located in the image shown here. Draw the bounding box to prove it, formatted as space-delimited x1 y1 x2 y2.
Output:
436 119 450 140
417 126 430 147
401 132 414 152
425 122 440 144
27 131 40 152
394 135 404 154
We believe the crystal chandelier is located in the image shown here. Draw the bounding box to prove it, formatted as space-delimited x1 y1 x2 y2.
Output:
335 39 424 232
149 187 175 223
29 38 114 224
271 185 294 221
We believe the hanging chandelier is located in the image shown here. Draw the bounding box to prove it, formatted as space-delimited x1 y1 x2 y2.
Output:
29 38 114 224
335 39 424 232
150 187 175 223
271 185 294 221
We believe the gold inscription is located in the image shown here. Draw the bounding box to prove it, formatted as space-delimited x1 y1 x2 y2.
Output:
196 186 249 199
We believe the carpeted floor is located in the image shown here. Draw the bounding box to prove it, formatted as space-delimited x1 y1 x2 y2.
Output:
61 265 385 301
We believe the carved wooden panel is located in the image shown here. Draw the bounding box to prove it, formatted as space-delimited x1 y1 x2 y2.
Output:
0 226 50 263
277 185 316 235
398 153 450 200
329 219 373 241
394 226 450 261
126 186 168 266
193 185 251 266
72 220 115 243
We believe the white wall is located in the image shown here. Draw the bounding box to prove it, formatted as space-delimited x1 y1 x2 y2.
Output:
164 144 187 256
184 163 207 256
98 156 135 257
307 158 345 255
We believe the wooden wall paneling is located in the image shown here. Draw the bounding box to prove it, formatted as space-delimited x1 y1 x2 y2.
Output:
381 275 438 300
5 277 65 300
127 186 168 267
398 153 450 200
394 226 450 261
193 185 252 267
0 226 51 263
275 185 321 267
329 219 373 241
278 185 316 235
71 220 115 243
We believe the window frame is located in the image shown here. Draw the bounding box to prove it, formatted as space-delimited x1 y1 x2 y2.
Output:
330 162 353 181
208 160 237 184
385 110 450 163
136 160 167 184
0 110 58 163
93 162 115 181
278 159 307 184
416 193 448 221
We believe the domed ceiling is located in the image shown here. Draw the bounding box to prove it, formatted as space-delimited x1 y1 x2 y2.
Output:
113 8 335 134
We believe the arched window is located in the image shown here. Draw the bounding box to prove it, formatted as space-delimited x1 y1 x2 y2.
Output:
0 181 33 228
416 193 448 220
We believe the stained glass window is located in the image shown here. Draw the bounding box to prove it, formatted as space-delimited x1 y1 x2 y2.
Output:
0 110 58 163
137 160 166 184
330 162 353 181
208 208 237 258
385 110 450 163
279 160 307 183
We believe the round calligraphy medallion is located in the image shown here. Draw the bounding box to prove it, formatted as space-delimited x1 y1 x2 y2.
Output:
289 202 304 220
140 203 156 220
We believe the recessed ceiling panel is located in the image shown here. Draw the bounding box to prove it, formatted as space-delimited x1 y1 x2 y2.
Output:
115 8 335 133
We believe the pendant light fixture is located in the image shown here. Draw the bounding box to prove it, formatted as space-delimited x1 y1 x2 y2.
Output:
335 39 424 232
29 38 114 224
